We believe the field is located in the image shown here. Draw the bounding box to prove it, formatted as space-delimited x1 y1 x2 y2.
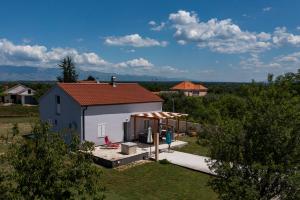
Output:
101 162 217 200
0 105 217 199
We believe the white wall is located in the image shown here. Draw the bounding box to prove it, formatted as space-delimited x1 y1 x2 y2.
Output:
84 102 162 145
39 86 82 142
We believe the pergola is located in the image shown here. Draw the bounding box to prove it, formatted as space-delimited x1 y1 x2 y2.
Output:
131 111 188 140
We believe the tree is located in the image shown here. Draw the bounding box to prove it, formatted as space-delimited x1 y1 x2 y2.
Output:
86 75 96 81
1 121 105 199
57 56 78 83
207 80 300 200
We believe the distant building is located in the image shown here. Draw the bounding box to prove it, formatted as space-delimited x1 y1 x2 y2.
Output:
2 84 37 105
171 81 208 97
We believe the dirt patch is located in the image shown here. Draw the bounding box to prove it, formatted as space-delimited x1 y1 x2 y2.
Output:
114 160 152 171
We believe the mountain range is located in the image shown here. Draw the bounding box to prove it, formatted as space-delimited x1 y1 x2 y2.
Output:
0 66 184 82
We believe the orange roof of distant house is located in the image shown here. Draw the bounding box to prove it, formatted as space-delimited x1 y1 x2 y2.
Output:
58 83 163 106
171 81 207 91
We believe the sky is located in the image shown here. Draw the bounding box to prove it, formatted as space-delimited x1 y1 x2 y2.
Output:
1 0 300 82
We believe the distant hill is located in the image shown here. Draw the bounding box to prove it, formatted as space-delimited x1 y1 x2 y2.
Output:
0 65 185 82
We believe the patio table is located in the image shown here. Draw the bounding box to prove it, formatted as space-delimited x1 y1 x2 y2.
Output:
121 142 137 155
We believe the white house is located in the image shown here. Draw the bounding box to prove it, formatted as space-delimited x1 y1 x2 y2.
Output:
2 84 37 105
39 79 163 145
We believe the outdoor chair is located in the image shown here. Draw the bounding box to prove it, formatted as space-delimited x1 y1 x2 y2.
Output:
104 136 120 149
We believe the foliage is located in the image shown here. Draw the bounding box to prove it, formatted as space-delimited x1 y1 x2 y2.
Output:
159 159 171 164
11 123 19 138
86 75 96 81
1 121 105 199
206 76 300 200
57 56 78 83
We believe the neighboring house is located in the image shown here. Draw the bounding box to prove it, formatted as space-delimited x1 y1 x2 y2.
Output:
2 84 37 105
39 79 163 145
171 81 208 97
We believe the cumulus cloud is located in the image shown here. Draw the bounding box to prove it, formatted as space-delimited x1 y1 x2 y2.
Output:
275 52 300 63
272 27 300 46
115 58 153 69
168 10 300 54
148 20 166 31
168 10 273 54
262 7 272 12
104 34 168 47
0 38 109 71
0 38 185 77
240 52 300 74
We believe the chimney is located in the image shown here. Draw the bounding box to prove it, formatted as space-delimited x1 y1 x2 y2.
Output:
111 76 116 87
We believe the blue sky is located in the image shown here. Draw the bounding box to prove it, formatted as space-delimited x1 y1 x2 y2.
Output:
1 0 300 81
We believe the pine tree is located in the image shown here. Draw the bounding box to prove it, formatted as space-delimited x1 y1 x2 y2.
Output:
57 56 78 83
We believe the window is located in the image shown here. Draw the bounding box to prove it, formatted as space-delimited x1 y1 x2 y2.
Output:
28 89 31 94
144 120 150 130
98 123 106 137
56 95 61 115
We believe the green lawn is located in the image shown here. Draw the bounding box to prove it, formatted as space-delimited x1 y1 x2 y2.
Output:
101 162 217 200
174 136 210 157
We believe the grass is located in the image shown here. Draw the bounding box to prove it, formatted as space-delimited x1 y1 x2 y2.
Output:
0 120 36 154
101 162 217 200
174 136 210 157
0 105 39 117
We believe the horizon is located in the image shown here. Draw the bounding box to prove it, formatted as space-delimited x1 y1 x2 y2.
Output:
1 0 300 82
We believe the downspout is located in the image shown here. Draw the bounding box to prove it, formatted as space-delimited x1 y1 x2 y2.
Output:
82 106 88 141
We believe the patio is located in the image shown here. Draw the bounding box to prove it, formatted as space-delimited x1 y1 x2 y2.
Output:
92 140 187 168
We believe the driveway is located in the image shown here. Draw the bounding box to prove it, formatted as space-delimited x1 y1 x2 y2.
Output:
159 150 216 175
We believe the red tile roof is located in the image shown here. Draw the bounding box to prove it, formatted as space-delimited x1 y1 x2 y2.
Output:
171 81 207 91
58 83 163 106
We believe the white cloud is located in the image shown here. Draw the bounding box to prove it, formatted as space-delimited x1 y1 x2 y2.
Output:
0 38 109 70
240 52 300 74
297 26 300 31
116 58 153 69
169 10 198 25
262 7 272 12
0 38 186 78
168 10 300 54
168 10 273 54
272 27 300 46
22 38 31 44
104 34 168 47
149 20 166 31
275 52 300 63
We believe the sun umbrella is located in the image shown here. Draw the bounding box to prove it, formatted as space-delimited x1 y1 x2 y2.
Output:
147 126 153 157
147 126 153 143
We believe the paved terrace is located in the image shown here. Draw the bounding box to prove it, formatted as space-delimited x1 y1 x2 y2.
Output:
92 140 187 161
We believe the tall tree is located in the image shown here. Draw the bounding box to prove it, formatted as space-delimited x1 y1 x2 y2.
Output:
1 121 105 199
207 80 300 200
57 56 78 83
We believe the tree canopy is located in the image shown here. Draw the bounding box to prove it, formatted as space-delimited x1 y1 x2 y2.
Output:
1 121 105 199
57 56 78 83
205 74 300 200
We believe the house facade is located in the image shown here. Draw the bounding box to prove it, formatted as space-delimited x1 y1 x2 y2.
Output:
39 81 163 145
2 84 37 105
171 81 208 97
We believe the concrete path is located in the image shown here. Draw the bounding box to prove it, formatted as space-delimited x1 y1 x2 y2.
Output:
158 151 216 175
